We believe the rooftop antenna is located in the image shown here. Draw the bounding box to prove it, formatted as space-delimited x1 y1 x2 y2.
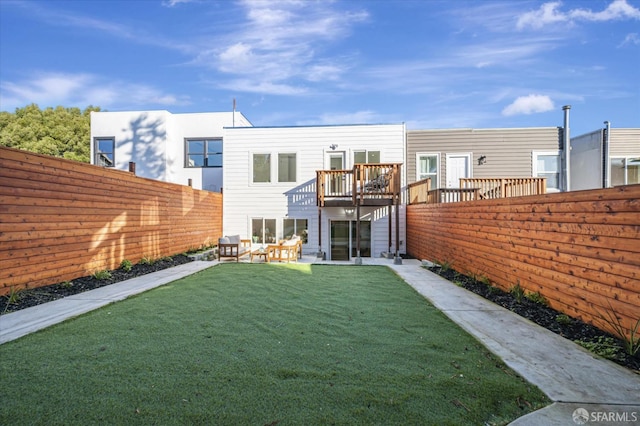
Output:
232 98 236 128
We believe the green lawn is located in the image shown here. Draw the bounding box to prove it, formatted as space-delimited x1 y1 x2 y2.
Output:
0 264 549 425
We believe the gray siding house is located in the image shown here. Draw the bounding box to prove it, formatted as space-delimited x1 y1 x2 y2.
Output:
406 127 564 192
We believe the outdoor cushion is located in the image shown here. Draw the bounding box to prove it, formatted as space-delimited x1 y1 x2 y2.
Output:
218 237 230 244
227 235 241 244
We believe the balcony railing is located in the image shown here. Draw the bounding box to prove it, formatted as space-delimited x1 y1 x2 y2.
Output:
407 177 547 205
316 163 402 206
425 188 480 204
460 178 547 199
407 178 432 204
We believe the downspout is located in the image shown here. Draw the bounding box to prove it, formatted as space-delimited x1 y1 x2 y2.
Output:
603 121 611 188
563 105 571 192
355 202 362 265
317 207 324 260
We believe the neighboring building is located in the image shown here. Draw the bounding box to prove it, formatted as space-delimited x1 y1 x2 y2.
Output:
90 110 252 192
406 127 564 192
222 124 407 260
570 126 640 191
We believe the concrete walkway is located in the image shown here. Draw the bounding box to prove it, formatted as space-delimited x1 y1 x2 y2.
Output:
1 257 638 425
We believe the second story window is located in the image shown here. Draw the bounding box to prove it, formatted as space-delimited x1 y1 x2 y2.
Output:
278 153 296 182
354 150 380 164
94 137 115 167
253 153 271 183
186 138 222 167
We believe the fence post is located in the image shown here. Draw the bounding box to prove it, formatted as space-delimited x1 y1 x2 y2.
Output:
188 179 192 187
128 162 136 174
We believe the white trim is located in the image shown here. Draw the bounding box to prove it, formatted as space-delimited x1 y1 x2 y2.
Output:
533 151 561 192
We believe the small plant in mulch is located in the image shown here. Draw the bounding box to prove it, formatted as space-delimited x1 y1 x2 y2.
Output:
92 270 112 280
509 281 526 303
595 301 640 358
120 259 133 272
426 263 640 373
138 256 155 265
2 287 23 314
525 291 548 306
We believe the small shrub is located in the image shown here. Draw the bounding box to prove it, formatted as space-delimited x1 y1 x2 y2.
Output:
556 314 572 326
6 287 22 305
487 285 501 295
139 257 155 265
92 270 112 280
59 281 74 289
596 302 640 357
2 287 22 314
575 336 624 362
436 260 453 273
120 259 133 272
526 291 548 306
509 281 525 303
478 275 491 286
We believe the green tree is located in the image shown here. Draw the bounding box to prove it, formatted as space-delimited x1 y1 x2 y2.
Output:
0 104 101 162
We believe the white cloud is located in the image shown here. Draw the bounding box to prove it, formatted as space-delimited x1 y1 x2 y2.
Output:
219 79 307 96
570 0 640 21
502 94 555 116
293 109 398 126
517 1 566 30
0 72 190 110
517 0 640 30
205 1 368 93
162 0 195 7
619 32 640 47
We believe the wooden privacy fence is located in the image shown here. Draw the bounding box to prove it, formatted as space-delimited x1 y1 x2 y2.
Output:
406 184 640 338
0 146 222 296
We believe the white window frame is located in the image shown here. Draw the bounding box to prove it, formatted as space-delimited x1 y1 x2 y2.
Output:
94 137 115 167
277 152 297 183
251 152 271 184
610 156 640 186
353 150 381 166
415 152 440 189
533 151 561 192
185 138 223 168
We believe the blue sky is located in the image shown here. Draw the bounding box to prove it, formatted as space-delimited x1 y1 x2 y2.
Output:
1 0 639 136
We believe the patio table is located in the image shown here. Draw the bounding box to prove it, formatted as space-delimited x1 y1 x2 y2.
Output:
251 248 269 263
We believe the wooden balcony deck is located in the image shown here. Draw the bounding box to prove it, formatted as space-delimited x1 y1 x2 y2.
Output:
316 163 402 207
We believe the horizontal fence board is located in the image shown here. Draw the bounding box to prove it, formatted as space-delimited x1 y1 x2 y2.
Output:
415 221 640 283
0 146 222 295
407 184 640 338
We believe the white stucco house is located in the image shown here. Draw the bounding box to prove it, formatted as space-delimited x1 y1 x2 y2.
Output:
90 110 252 192
222 124 407 260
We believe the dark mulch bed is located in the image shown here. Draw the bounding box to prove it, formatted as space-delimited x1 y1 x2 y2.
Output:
428 265 640 374
1 255 193 315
